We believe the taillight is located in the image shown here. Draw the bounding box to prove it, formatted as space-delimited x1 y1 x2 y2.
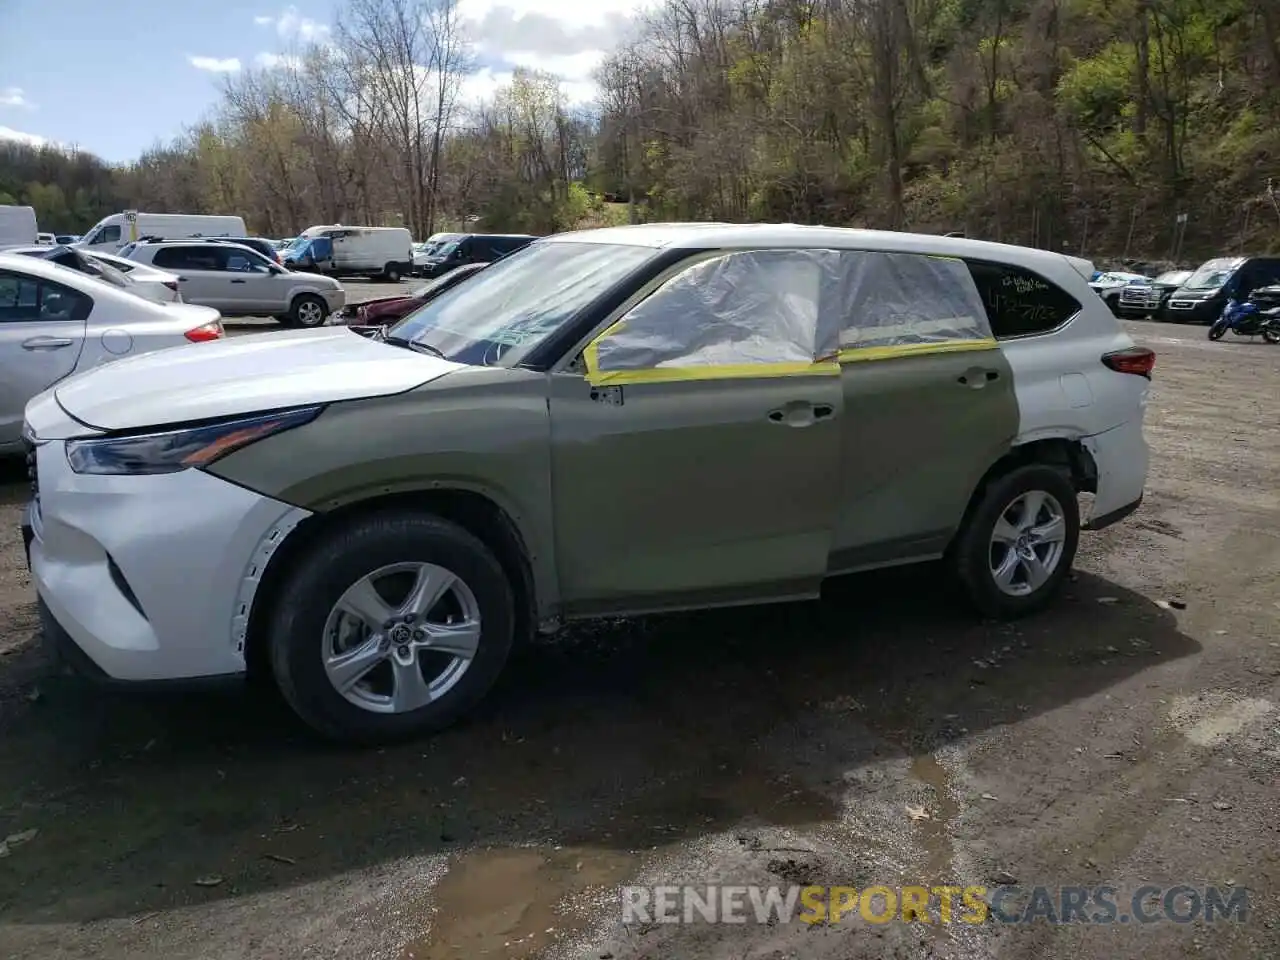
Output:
1102 346 1155 378
185 321 224 342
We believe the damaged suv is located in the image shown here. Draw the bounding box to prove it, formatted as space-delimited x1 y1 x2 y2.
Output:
22 224 1152 743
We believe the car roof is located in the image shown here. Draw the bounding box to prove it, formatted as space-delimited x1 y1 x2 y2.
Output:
542 223 1092 276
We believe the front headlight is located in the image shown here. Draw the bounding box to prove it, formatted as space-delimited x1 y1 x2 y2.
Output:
65 406 323 476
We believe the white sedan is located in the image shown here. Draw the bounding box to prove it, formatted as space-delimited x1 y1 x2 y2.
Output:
83 250 183 303
0 253 224 454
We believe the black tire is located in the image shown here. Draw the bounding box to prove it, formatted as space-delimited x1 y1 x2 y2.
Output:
268 512 516 744
290 293 329 328
951 464 1080 620
1263 325 1280 345
1208 319 1228 340
383 263 401 283
273 314 295 326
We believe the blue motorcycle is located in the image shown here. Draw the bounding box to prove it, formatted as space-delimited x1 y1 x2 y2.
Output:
1209 296 1280 343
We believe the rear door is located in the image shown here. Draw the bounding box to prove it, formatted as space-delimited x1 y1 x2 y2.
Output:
153 245 229 310
0 269 91 447
828 252 1019 570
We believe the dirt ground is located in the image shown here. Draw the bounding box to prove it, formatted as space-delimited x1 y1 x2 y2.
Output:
0 319 1276 960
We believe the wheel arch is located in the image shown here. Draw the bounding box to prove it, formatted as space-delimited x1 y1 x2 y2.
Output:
949 434 1098 555
243 487 538 683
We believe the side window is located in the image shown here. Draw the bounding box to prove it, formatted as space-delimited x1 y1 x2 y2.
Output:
98 225 121 244
835 252 992 354
964 260 1082 338
586 250 829 385
0 271 91 323
225 251 255 272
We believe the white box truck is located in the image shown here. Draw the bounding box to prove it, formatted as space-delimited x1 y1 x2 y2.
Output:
76 211 247 253
281 225 414 281
0 206 38 247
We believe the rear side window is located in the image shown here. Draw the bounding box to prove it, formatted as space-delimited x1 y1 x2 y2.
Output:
153 246 223 271
964 260 1082 338
0 271 92 323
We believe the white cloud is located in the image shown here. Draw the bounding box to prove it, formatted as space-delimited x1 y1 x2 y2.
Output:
257 5 331 43
0 86 33 109
456 0 652 105
457 0 649 28
0 125 47 148
255 51 304 71
188 55 242 73
458 66 597 108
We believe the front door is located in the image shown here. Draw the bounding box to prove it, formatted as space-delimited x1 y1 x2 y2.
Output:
549 374 843 614
221 249 279 313
547 248 844 615
825 252 1019 571
0 269 89 448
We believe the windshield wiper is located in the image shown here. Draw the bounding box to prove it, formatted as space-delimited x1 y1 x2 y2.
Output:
381 334 446 359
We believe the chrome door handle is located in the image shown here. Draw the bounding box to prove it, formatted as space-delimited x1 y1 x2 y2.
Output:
22 336 73 350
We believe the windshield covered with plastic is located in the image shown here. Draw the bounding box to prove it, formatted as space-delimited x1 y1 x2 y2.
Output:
1183 259 1239 290
1155 271 1191 285
388 241 654 366
432 241 459 258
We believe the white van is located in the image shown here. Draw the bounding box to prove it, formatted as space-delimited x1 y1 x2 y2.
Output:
0 205 38 247
77 212 248 254
281 224 414 281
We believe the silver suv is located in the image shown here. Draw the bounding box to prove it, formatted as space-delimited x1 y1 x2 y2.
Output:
125 240 345 327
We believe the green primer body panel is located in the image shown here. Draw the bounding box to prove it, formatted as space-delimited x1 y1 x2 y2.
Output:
206 366 561 614
827 348 1019 571
546 371 844 616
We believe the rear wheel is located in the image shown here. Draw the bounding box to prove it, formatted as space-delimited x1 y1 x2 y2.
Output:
268 512 516 743
383 263 402 282
1263 325 1280 344
952 464 1080 619
290 294 329 328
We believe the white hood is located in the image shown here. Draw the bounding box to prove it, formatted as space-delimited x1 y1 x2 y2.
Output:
51 326 464 432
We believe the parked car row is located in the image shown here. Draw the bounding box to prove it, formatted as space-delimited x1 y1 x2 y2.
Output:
1088 254 1280 324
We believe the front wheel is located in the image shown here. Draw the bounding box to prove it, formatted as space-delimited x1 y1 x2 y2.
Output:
1208 319 1228 340
268 513 516 743
290 294 329 328
951 464 1080 619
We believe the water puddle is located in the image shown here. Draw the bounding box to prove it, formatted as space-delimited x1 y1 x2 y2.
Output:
908 753 960 883
401 846 638 960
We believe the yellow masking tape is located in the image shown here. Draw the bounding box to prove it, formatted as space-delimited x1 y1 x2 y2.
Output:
836 339 998 363
586 360 841 387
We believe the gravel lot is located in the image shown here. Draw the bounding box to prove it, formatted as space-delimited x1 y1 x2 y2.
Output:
0 318 1276 960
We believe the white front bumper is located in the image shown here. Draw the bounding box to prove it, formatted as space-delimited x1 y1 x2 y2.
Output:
28 439 311 682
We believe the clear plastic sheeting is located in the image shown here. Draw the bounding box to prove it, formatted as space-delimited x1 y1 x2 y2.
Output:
835 252 993 354
586 250 843 384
